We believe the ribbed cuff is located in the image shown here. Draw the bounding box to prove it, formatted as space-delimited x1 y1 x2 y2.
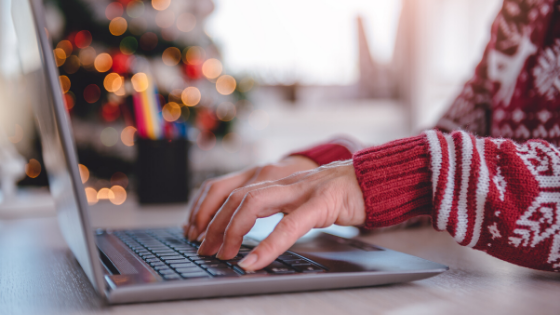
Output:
353 134 433 229
290 143 353 166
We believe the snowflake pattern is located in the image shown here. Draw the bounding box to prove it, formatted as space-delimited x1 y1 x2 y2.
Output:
488 222 502 240
493 167 507 201
533 39 560 100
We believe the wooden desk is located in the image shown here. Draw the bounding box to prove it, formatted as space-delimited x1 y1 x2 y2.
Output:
2 202 560 315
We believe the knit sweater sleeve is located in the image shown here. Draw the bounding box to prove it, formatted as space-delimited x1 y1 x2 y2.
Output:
289 137 363 166
354 129 560 272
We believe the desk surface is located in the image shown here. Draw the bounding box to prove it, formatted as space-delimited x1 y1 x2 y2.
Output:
2 201 560 315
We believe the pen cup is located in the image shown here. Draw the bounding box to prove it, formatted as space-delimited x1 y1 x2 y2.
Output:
136 138 190 204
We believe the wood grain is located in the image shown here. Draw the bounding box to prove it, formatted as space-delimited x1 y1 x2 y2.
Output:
1 202 560 315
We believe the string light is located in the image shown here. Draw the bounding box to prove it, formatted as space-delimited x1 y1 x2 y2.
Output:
103 72 123 92
64 93 75 110
74 30 92 48
131 73 149 92
54 48 66 67
184 46 204 65
79 46 96 68
109 17 127 36
85 187 98 205
111 172 129 189
121 126 137 146
84 84 101 103
56 40 73 57
63 55 80 74
216 75 236 95
59 75 71 93
162 102 181 121
110 185 127 205
176 13 196 32
105 2 123 20
100 127 119 147
238 77 255 93
25 159 41 178
152 0 171 11
216 102 236 121
162 47 181 66
202 58 222 79
97 187 115 200
181 87 201 106
120 36 138 55
94 53 113 72
78 164 90 184
126 0 145 19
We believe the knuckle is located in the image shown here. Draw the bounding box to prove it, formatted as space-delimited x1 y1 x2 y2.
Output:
257 239 278 254
259 164 277 177
277 217 299 236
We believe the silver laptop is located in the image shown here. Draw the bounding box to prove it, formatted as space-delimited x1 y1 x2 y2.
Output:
11 0 447 304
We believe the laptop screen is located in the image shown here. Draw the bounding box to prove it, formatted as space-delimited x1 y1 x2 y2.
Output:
11 0 104 293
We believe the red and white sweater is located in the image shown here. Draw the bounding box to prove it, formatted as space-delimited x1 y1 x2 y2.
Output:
292 0 560 272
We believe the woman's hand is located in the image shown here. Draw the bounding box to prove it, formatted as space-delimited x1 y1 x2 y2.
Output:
183 155 319 241
197 160 366 271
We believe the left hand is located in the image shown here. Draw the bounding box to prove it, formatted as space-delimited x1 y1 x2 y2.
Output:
197 160 366 271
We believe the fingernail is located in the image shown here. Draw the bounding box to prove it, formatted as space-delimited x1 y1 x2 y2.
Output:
238 253 258 269
197 239 207 254
216 247 225 259
188 226 198 241
196 231 206 242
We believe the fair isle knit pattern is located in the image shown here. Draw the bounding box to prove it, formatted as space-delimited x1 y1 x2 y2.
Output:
354 129 560 272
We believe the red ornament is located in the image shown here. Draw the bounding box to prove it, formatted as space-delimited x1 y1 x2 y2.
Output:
101 102 121 122
112 53 131 74
195 108 218 132
74 30 92 48
184 63 202 80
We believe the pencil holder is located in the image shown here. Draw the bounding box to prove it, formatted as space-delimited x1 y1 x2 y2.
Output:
136 138 190 204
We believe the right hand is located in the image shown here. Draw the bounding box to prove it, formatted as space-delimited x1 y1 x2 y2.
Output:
183 155 319 241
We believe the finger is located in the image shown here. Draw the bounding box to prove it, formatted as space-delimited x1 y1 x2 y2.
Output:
198 183 308 257
184 183 210 236
238 203 319 271
187 168 258 240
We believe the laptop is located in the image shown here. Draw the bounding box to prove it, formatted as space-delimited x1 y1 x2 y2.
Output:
11 0 447 304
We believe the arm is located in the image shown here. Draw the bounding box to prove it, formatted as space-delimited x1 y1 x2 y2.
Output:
355 130 560 272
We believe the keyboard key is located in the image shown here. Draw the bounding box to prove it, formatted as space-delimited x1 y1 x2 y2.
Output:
153 265 172 271
205 267 239 277
292 264 325 273
150 262 167 268
158 255 184 260
277 254 298 260
265 261 288 269
163 274 182 280
198 263 225 269
180 272 210 279
192 259 219 264
282 259 309 266
268 267 296 274
175 266 202 273
158 269 177 275
141 254 156 260
169 262 193 268
145 258 162 263
233 266 268 275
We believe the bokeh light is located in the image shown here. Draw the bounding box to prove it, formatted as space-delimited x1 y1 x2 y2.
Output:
110 185 127 205
121 126 137 146
111 172 129 188
238 77 255 93
216 75 236 95
78 164 90 184
63 55 80 74
84 84 101 103
25 159 41 178
79 46 96 68
105 2 124 20
85 187 98 205
109 17 128 36
64 93 75 110
103 72 123 92
54 48 66 67
100 127 119 147
155 10 175 28
249 109 270 130
131 72 149 92
216 102 236 121
97 187 115 200
152 0 171 11
56 40 73 57
181 87 201 106
196 131 216 151
59 75 71 93
8 124 23 144
177 13 196 32
201 58 222 79
120 36 138 55
184 46 204 65
129 17 147 35
74 30 92 48
162 47 181 66
222 132 242 153
126 0 145 18
139 32 158 51
162 102 181 122
102 103 121 122
94 53 113 72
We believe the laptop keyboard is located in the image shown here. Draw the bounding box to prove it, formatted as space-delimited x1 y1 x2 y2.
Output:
113 228 326 281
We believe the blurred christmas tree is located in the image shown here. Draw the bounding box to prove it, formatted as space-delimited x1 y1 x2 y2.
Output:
42 0 254 204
